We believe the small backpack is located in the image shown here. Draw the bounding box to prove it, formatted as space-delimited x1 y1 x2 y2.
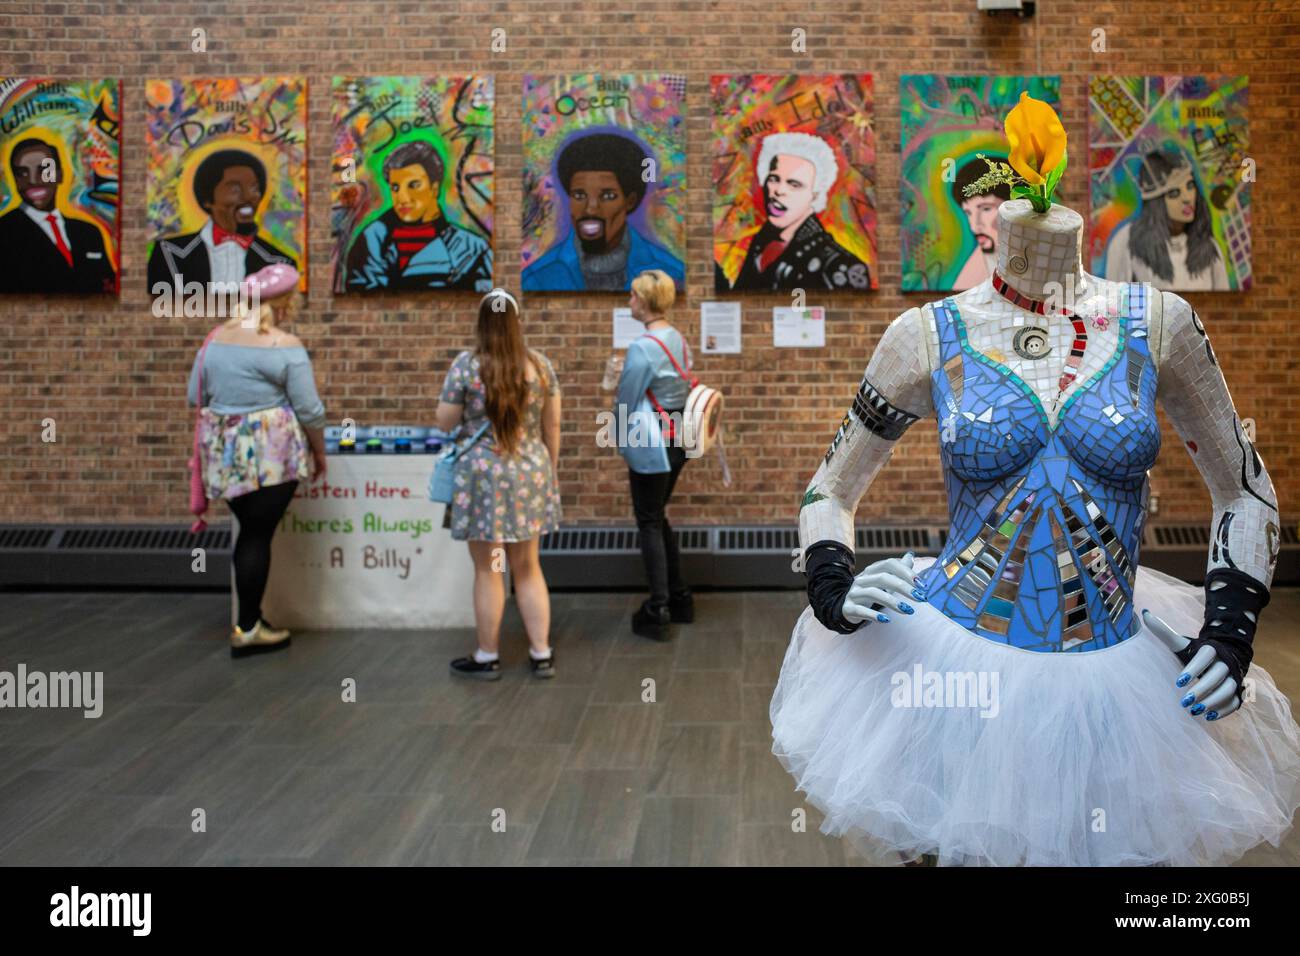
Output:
643 334 724 459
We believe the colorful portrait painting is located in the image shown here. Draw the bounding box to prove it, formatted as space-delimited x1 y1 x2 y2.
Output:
712 75 876 294
144 76 307 298
1089 75 1249 291
0 78 121 295
332 75 494 294
521 74 686 293
899 75 1061 292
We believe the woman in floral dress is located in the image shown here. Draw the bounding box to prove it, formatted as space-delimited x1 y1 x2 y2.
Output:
436 289 562 680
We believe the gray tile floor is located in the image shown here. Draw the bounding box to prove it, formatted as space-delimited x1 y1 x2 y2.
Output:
1 589 1297 866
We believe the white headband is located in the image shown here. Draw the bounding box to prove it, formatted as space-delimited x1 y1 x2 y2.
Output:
482 287 520 314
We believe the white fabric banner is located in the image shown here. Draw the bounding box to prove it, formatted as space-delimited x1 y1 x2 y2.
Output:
248 454 480 629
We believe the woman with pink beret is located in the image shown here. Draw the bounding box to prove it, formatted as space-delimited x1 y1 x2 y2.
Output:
186 264 327 657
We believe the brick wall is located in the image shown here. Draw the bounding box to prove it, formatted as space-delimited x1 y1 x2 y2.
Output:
2 0 1296 529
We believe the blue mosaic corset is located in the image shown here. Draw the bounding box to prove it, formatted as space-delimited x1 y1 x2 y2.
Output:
916 284 1161 653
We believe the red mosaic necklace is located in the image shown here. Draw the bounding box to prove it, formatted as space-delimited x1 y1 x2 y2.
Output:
991 270 1087 397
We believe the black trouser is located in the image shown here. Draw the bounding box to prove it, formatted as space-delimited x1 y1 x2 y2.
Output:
628 445 688 612
227 481 298 631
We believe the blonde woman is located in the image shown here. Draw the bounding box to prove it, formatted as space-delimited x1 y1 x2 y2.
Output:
436 289 562 680
187 264 327 657
613 269 693 641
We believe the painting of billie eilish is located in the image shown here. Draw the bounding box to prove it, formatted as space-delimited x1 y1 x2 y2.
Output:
899 74 1061 292
712 74 877 293
1089 75 1250 291
332 76 494 293
0 78 121 294
521 74 686 292
144 76 307 297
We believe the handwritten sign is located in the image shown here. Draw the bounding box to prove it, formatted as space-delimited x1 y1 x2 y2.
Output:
251 455 480 629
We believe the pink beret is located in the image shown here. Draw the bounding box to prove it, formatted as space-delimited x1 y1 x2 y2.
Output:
241 263 300 302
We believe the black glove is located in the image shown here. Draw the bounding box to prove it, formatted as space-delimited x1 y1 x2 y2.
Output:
804 539 865 634
1176 567 1270 692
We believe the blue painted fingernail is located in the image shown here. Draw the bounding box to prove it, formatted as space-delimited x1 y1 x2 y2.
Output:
912 588 926 601
1206 712 1219 721
877 613 890 623
899 602 914 614
1180 693 1195 708
1190 703 1206 716
1176 674 1191 687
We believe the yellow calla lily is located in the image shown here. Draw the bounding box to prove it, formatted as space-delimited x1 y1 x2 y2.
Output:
1005 91 1066 187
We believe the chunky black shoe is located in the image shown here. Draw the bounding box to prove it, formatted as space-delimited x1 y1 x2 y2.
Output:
450 656 501 681
529 652 556 679
668 591 695 624
632 602 672 641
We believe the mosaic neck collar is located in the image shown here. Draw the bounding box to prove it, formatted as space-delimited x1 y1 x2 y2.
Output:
990 270 1065 316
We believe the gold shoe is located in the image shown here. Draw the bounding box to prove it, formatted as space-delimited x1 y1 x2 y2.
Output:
230 621 291 659
256 619 291 642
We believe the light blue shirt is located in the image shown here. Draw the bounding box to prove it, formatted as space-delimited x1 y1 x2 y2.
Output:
614 325 690 474
187 341 326 429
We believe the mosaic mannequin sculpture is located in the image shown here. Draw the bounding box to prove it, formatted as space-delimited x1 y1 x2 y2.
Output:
772 95 1299 866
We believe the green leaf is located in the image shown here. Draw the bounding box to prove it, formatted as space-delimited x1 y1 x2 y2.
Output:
1044 146 1068 204
800 486 828 510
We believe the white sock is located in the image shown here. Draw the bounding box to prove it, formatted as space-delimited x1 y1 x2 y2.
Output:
473 648 499 664
529 647 552 661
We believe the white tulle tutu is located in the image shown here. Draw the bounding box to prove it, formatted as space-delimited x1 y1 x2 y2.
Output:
770 559 1300 866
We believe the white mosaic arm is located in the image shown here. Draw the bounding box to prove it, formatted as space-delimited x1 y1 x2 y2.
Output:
798 307 934 553
1155 291 1280 588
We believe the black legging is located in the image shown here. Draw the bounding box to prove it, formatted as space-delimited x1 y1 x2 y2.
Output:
227 481 298 631
628 446 688 612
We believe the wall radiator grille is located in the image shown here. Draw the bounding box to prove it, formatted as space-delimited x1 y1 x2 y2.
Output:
2 522 1295 589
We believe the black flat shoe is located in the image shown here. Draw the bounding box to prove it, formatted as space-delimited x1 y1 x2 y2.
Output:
450 656 501 681
530 652 556 679
668 591 694 624
632 602 672 641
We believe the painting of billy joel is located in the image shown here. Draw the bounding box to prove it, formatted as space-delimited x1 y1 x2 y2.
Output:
332 75 494 293
145 76 307 301
0 78 121 294
712 74 876 293
1090 75 1250 291
899 74 1061 292
521 74 686 292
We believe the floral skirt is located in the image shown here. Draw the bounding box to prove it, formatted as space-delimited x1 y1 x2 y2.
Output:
450 435 562 542
197 405 310 501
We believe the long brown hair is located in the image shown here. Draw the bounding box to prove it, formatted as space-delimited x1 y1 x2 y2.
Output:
475 290 536 456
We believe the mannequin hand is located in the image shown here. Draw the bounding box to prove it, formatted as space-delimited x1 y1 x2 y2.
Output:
1143 610 1243 721
841 552 926 625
